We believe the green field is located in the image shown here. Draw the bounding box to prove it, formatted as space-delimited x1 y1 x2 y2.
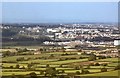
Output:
1 47 120 78
79 70 119 76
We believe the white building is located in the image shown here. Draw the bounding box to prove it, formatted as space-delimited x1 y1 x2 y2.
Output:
114 40 120 46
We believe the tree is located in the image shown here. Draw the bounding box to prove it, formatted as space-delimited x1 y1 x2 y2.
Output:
102 63 108 66
101 68 107 72
29 72 37 78
61 47 65 52
61 70 65 73
88 53 96 61
3 51 11 57
46 67 58 76
40 71 44 75
16 57 24 61
10 66 14 69
15 64 20 69
49 54 54 58
23 48 28 52
76 71 80 75
87 65 90 69
27 63 33 69
46 64 50 68
81 69 90 74
98 56 106 59
74 66 80 70
94 62 100 66
80 65 83 69
114 65 120 70
11 74 16 78
59 75 65 78
21 66 25 69
59 64 63 67
39 48 43 52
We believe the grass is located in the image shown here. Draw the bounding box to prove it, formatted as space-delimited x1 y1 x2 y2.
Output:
88 66 115 69
48 59 88 65
2 47 119 77
0 49 17 52
2 71 40 76
108 63 119 67
2 54 49 62
96 58 119 62
36 64 68 67
79 70 120 76
2 63 27 67
19 59 58 64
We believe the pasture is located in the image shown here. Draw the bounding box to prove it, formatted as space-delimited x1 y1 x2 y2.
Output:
1 47 120 78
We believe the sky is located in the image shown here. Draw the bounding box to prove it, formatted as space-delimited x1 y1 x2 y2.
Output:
2 2 118 23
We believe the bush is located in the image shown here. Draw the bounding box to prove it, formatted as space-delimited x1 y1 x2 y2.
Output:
29 72 37 78
79 57 84 59
101 68 107 72
88 54 96 61
61 70 65 73
21 66 25 69
16 57 24 61
46 67 58 76
76 71 80 75
81 69 90 74
40 71 44 75
59 64 63 67
74 66 80 70
46 64 50 68
89 63 94 66
87 65 90 69
98 56 106 59
102 63 108 66
94 62 100 66
15 64 20 69
58 58 64 61
27 63 33 69
10 66 14 68
114 65 120 70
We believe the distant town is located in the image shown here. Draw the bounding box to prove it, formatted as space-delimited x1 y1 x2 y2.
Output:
1 23 120 78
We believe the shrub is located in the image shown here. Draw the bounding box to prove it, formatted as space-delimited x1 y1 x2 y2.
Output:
114 65 120 70
29 72 37 78
16 57 24 61
61 70 65 73
76 71 80 75
87 65 90 69
81 69 90 74
21 66 25 69
98 56 106 59
101 68 107 72
88 54 96 61
9 66 14 68
46 67 58 76
94 62 100 66
74 66 80 70
15 64 20 69
89 63 94 66
102 63 108 66
46 64 50 68
59 64 63 67
27 63 33 69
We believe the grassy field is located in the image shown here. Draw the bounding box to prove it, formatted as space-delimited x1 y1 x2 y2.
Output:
1 47 120 77
79 70 119 76
96 58 119 62
2 71 40 76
